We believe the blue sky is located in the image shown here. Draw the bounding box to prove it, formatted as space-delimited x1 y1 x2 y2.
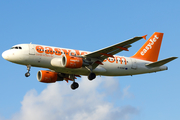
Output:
0 1 179 120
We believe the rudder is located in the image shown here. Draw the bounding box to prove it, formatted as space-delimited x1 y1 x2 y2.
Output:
131 32 164 62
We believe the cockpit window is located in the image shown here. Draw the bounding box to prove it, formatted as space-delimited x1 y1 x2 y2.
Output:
10 46 22 49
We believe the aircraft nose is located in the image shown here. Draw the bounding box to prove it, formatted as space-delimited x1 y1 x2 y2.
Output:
2 51 9 60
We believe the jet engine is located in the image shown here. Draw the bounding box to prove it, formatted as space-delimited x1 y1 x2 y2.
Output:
37 70 60 83
51 56 90 68
64 55 83 68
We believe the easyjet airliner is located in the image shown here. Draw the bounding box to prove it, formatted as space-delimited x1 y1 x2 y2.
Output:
2 32 178 90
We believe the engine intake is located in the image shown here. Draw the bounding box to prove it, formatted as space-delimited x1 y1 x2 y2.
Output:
37 70 58 83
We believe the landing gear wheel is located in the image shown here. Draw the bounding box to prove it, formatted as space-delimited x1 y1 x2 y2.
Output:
25 72 30 77
71 82 79 90
88 72 96 80
25 65 31 77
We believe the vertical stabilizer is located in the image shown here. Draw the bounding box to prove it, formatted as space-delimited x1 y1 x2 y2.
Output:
131 32 164 62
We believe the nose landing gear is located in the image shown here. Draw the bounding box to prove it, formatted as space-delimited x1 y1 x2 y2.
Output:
25 65 31 77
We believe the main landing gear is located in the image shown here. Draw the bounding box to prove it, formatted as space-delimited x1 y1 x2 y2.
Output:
25 65 31 77
70 72 96 90
71 82 79 90
65 74 79 90
58 73 79 90
85 66 96 81
88 72 96 80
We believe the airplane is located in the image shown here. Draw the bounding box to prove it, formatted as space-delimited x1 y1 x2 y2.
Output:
2 32 178 90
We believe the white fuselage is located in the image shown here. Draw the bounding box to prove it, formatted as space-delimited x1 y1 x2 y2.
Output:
2 44 167 76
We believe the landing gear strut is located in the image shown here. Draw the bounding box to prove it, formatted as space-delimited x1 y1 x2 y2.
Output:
85 66 96 81
25 65 31 77
67 74 79 90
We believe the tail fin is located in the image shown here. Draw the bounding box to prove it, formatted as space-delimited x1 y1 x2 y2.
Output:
131 32 164 62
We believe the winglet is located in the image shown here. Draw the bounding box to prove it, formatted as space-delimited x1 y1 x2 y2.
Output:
142 35 147 40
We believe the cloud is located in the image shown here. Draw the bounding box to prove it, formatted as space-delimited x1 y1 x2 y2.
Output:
9 77 139 120
122 85 135 99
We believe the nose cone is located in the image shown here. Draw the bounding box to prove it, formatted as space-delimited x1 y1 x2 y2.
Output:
2 49 24 63
2 51 9 60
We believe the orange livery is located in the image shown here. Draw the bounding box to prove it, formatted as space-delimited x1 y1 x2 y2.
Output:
2 32 177 90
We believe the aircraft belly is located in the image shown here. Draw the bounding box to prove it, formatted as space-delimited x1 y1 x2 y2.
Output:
52 67 90 75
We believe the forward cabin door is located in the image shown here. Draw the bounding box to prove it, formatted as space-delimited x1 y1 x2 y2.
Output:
29 44 35 55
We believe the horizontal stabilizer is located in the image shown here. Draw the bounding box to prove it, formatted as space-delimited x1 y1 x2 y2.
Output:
146 57 178 67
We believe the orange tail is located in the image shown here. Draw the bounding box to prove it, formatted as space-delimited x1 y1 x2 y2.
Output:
131 32 164 62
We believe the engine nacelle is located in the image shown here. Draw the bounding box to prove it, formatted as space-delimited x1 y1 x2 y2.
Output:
65 55 83 68
37 70 58 83
51 56 84 68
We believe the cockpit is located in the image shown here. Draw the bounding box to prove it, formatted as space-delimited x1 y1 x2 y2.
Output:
10 46 22 49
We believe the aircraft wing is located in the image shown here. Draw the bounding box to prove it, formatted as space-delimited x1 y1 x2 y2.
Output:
83 35 146 69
